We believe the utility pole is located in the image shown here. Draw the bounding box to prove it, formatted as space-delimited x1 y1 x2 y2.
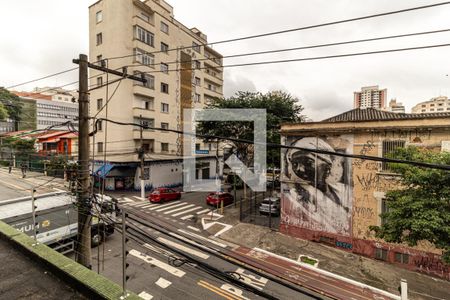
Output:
139 115 145 199
72 55 146 268
75 54 92 268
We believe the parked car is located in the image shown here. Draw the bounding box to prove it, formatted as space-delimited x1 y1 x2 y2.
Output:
259 197 280 216
206 192 234 206
149 188 181 203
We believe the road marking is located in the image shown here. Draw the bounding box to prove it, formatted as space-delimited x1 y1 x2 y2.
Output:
221 284 251 300
162 203 194 214
155 277 172 289
196 208 210 215
134 202 151 207
180 214 194 220
135 196 147 201
187 226 200 232
0 179 28 190
123 197 138 203
157 237 209 259
140 203 158 209
198 280 243 300
138 291 153 300
201 219 233 237
171 206 202 216
235 268 268 290
129 249 186 277
150 201 182 211
178 229 227 248
169 233 214 252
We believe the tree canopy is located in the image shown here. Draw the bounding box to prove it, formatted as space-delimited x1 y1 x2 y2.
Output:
0 87 22 126
370 146 450 263
196 91 305 167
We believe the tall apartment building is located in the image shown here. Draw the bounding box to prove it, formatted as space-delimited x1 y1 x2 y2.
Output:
32 87 78 103
385 98 405 114
411 96 450 114
89 0 224 191
353 86 387 109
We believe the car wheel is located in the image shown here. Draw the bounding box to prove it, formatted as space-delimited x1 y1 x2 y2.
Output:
91 232 103 247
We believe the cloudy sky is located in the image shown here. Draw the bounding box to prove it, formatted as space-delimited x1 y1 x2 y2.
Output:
1 0 449 120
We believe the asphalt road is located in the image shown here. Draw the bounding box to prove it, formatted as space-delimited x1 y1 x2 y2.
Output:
90 198 319 300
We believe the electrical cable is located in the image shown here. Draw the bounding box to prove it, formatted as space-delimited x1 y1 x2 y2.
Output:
6 67 79 89
128 28 450 69
106 1 450 60
139 42 450 75
91 118 450 171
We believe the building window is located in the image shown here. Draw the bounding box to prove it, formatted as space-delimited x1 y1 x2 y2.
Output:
194 93 201 103
139 12 152 23
161 143 169 152
97 76 103 87
194 77 201 86
97 142 104 153
134 72 154 89
143 140 154 153
160 21 169 34
160 63 169 74
135 26 154 47
161 122 169 130
430 104 435 107
97 98 103 110
96 55 103 65
97 120 103 131
382 140 405 171
161 103 169 113
96 11 103 23
375 248 388 261
161 83 169 94
134 48 154 66
137 118 154 129
194 60 201 69
422 104 426 107
437 108 444 111
192 41 201 53
394 252 409 264
144 99 154 110
96 33 103 45
430 108 435 111
161 42 169 53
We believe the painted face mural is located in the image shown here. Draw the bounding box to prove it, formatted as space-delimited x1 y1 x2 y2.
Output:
282 136 353 236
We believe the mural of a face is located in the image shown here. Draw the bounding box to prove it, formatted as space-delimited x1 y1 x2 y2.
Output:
282 136 353 236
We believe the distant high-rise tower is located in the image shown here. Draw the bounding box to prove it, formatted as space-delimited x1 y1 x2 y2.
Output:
353 86 387 109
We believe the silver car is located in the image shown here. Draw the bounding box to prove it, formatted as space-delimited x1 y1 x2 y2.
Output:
259 197 280 216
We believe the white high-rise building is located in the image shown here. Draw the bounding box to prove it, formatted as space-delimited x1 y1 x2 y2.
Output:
353 86 387 109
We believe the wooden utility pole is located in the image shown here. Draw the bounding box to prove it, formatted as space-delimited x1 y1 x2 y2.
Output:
139 115 145 199
75 54 92 268
72 55 146 268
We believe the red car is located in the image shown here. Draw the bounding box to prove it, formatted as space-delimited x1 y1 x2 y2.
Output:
206 192 234 206
149 188 181 203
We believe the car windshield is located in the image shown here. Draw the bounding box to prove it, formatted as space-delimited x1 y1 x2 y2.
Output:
262 198 279 205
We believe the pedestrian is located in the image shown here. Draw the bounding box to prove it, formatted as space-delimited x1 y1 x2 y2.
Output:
21 162 27 178
8 160 12 174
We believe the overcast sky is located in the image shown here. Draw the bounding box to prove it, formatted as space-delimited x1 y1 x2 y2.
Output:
1 0 449 120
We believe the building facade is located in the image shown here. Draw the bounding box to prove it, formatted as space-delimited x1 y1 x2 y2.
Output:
385 98 405 113
89 0 223 190
280 108 450 280
411 96 450 114
353 86 387 109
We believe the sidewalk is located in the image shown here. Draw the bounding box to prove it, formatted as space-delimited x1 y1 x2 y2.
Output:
210 208 450 300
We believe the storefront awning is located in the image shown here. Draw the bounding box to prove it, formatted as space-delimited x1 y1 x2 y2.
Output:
107 166 136 178
95 163 114 178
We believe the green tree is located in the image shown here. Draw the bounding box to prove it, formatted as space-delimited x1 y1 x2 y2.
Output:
197 91 305 167
370 146 450 263
0 103 8 121
0 87 23 130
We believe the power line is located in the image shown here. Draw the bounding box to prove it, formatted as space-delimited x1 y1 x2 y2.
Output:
139 42 450 75
129 28 450 69
92 118 450 171
106 1 450 61
6 67 79 89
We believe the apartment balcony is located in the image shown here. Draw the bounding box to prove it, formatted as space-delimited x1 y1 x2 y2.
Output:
132 107 156 119
203 70 223 86
133 85 155 98
133 129 155 140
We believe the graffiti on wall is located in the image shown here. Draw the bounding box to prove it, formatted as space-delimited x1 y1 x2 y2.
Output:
281 135 353 236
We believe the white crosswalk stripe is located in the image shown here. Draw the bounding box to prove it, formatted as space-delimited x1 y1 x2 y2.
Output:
171 206 202 217
149 201 181 211
155 202 188 212
180 215 194 220
196 208 211 215
163 204 195 215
